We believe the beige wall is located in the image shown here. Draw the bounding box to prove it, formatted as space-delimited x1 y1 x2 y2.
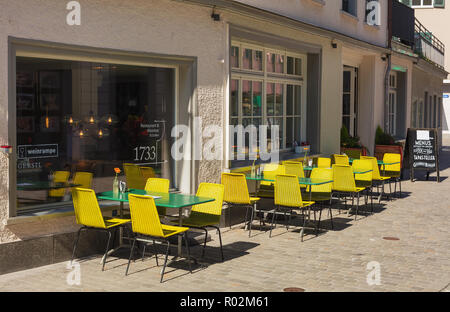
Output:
0 0 227 242
414 7 450 78
234 0 388 47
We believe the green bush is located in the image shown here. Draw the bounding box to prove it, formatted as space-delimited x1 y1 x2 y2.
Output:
340 125 361 148
375 125 397 145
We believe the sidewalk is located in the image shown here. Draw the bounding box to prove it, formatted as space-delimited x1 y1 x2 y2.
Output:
0 137 449 292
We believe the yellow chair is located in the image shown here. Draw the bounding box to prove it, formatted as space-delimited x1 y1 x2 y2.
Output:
145 178 170 216
332 164 367 220
123 163 146 190
272 174 315 241
352 159 374 214
221 173 262 237
317 157 331 168
125 194 191 283
283 161 306 189
48 171 71 199
333 154 349 166
382 153 402 198
171 183 225 261
140 166 156 181
305 168 334 231
257 163 285 198
361 156 391 203
73 172 93 189
71 187 130 271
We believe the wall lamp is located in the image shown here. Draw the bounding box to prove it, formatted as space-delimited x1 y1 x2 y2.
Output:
211 7 220 21
331 40 337 49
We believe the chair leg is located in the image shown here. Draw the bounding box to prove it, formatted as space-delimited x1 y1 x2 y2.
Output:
355 192 360 221
183 233 192 274
301 210 307 242
316 204 323 236
212 225 224 262
248 204 255 238
347 194 354 217
269 206 277 238
329 198 334 230
201 228 208 259
160 241 171 283
399 179 402 198
152 240 159 266
71 227 84 264
125 238 136 276
142 244 146 262
229 204 232 230
102 230 112 271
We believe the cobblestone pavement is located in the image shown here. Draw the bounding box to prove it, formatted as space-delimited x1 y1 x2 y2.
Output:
1 137 449 292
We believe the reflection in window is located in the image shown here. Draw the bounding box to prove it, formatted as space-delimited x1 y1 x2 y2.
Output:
16 57 175 214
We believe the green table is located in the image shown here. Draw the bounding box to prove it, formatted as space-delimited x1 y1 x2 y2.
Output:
97 189 215 257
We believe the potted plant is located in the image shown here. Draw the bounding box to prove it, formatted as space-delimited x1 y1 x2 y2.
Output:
340 125 367 159
374 126 403 164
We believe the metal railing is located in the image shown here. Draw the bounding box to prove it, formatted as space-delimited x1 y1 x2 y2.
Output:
414 18 445 69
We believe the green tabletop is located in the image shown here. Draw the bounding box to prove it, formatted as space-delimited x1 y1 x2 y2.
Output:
17 181 81 191
349 158 400 166
353 169 373 175
97 189 215 209
246 174 333 186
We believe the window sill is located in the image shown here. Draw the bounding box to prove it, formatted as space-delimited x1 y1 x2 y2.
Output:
7 203 119 225
310 0 325 6
340 10 359 22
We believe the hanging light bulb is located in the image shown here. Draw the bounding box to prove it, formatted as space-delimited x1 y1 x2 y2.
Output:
45 116 50 129
69 116 74 125
89 110 95 124
107 116 112 124
79 129 84 137
98 129 103 138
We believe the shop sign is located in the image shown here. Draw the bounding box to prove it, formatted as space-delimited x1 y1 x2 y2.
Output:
17 144 58 159
366 1 381 26
141 120 166 140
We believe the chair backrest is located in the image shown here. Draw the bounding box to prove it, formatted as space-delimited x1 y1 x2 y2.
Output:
333 154 349 166
191 183 224 222
262 164 285 185
283 161 305 178
352 159 373 183
221 173 251 204
123 163 146 190
332 164 356 192
72 187 106 229
274 174 303 207
383 153 401 173
361 156 382 180
145 178 170 193
49 171 71 197
308 168 333 193
140 166 156 181
317 157 331 168
73 172 93 189
128 194 164 238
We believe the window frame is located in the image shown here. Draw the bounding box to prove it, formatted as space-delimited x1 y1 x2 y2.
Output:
230 40 307 154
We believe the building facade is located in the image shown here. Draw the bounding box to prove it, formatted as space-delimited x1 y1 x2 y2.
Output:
0 0 445 274
401 0 450 133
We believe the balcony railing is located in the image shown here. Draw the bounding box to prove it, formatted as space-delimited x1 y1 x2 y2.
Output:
414 18 445 69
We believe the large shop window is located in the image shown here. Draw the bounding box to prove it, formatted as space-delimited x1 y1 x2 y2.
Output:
230 42 306 167
15 57 175 214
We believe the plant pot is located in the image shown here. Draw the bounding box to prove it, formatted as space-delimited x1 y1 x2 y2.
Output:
374 144 404 167
340 147 367 159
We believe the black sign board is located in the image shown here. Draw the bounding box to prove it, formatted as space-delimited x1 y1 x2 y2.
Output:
17 144 59 159
404 128 440 182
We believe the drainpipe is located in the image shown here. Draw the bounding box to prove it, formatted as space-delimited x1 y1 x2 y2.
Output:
384 53 391 134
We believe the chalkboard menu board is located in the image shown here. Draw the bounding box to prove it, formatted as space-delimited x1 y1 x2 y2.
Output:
404 128 440 182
